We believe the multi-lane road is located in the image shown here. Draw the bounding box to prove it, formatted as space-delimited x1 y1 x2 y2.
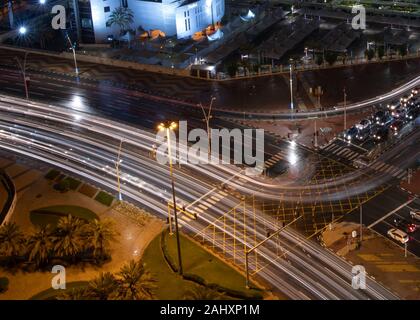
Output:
1 55 418 299
0 94 400 299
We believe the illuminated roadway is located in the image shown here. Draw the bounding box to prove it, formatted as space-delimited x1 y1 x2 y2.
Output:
0 95 401 300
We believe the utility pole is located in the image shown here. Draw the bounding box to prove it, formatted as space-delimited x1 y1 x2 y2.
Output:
199 96 216 160
158 122 183 275
66 34 79 75
344 87 347 131
15 52 29 100
314 119 318 148
289 62 294 114
245 216 302 288
408 168 413 184
360 205 363 245
115 139 123 201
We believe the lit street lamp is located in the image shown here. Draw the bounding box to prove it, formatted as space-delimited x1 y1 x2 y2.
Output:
289 59 294 115
18 26 27 35
158 121 183 275
199 96 216 159
66 34 79 75
115 139 123 201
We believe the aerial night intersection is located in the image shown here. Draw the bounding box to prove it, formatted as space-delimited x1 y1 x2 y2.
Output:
0 0 419 317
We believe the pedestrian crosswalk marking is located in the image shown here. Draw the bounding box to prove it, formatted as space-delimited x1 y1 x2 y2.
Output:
264 151 287 169
369 161 405 179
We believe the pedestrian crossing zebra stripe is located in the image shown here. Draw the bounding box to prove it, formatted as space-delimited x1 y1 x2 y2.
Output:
324 143 337 151
348 153 359 160
335 148 348 156
369 161 405 178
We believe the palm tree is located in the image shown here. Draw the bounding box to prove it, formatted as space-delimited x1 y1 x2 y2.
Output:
0 222 24 264
83 219 118 261
183 285 221 300
116 260 156 300
87 272 118 300
106 7 134 35
26 226 53 268
52 215 84 262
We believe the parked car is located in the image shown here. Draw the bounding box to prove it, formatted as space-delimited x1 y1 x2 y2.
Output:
410 209 420 222
393 218 417 233
387 228 409 244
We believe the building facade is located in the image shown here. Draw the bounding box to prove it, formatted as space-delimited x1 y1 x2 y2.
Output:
86 0 225 43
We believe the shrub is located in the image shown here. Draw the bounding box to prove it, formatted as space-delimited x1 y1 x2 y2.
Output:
0 277 9 293
54 179 70 192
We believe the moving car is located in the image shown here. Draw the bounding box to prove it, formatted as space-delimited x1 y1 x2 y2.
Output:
387 100 400 111
400 94 414 107
406 108 419 121
410 209 420 222
372 126 388 142
355 120 371 141
353 156 369 168
390 120 404 135
376 114 393 127
392 107 406 120
387 228 409 244
393 218 417 233
345 126 358 142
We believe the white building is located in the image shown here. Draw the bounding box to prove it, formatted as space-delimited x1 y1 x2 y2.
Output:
88 0 225 43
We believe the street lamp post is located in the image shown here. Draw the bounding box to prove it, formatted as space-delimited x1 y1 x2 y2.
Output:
360 205 363 245
343 87 347 131
199 96 216 159
158 122 183 275
115 139 123 201
15 51 29 100
66 34 79 75
289 61 294 114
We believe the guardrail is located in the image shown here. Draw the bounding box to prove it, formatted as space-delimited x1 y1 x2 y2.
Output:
0 170 17 226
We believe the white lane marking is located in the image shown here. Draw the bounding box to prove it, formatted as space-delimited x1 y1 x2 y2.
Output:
368 199 415 228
